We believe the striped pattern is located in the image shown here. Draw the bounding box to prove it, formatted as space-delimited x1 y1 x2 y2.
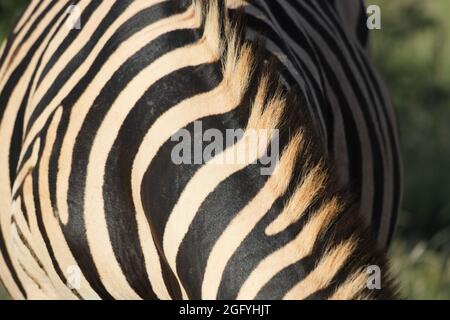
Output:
0 0 397 300
231 0 402 249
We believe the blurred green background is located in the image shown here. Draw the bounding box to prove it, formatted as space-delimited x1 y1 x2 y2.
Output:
0 0 449 300
371 0 450 299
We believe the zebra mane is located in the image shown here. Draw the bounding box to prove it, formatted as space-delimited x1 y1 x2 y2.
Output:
194 0 397 299
0 0 400 300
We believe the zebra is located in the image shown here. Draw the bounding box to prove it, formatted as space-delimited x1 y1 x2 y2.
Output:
0 0 401 300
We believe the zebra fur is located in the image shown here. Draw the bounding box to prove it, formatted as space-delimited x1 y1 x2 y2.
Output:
0 0 397 300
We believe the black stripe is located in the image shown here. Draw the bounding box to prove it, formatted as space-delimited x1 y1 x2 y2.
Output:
19 196 29 226
42 3 192 299
217 170 334 300
356 1 369 48
29 110 83 299
245 1 401 247
1 2 74 189
308 1 397 239
68 27 201 299
317 1 389 149
0 1 71 131
276 0 385 224
13 1 59 53
35 0 103 89
0 224 26 297
9 2 73 196
25 0 135 135
254 256 311 300
0 0 45 70
104 62 224 299
140 38 278 299
46 0 137 300
213 100 326 300
240 11 332 152
284 0 401 245
176 73 310 299
137 63 227 299
12 1 46 39
179 157 268 299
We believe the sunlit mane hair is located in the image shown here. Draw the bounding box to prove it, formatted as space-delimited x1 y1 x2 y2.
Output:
193 0 397 299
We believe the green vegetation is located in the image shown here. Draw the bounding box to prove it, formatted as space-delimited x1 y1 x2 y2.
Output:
370 0 450 299
0 0 28 40
0 0 448 300
391 241 450 299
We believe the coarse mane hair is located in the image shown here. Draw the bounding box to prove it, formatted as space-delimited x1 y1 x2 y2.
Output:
192 0 398 299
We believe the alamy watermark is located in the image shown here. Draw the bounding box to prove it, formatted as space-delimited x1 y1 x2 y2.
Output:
367 265 382 290
65 5 81 30
66 265 81 291
170 121 280 176
367 5 381 30
63 4 382 32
